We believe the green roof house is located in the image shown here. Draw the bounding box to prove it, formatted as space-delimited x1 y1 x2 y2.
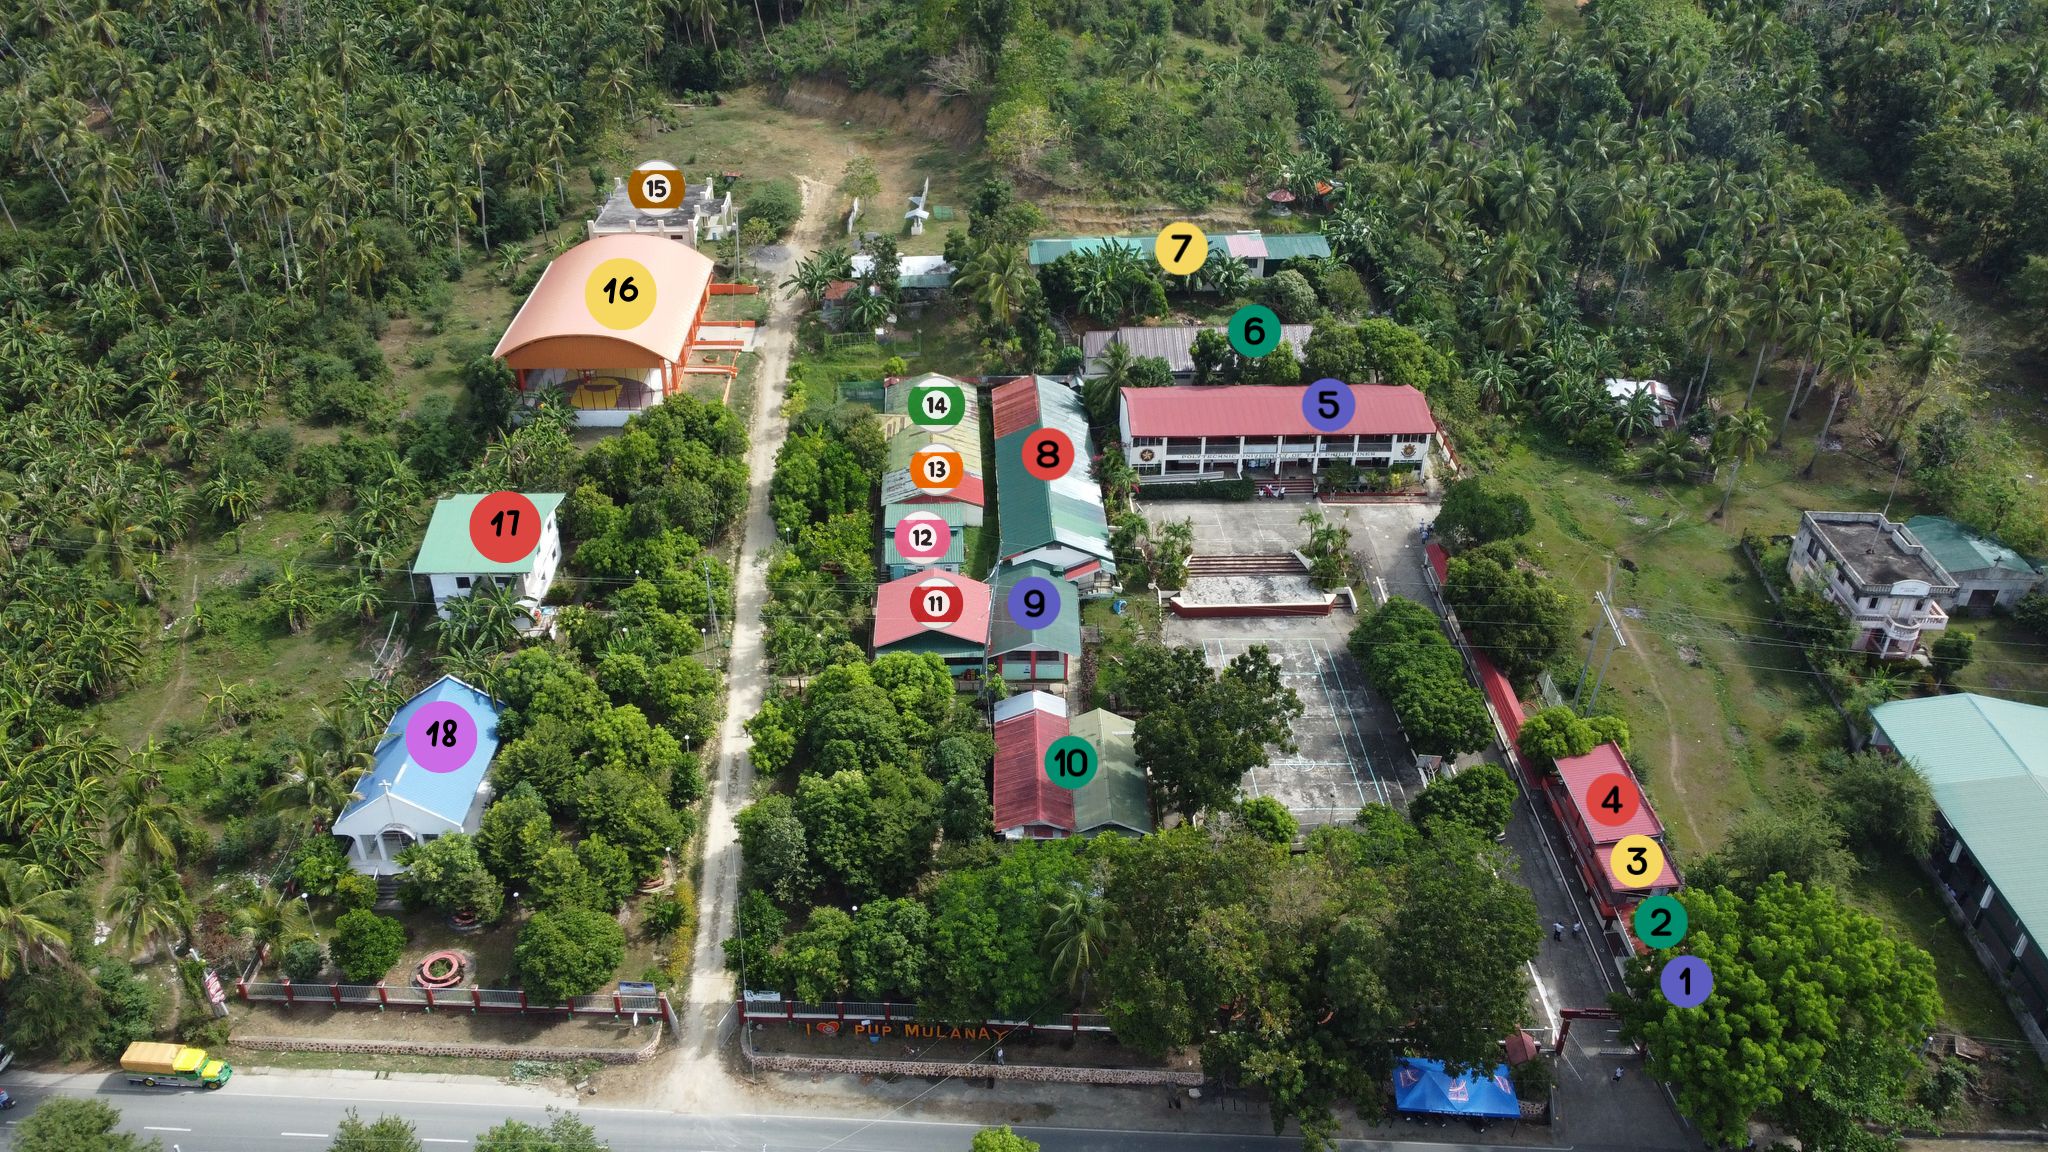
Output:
1069 708 1152 836
1871 693 2048 1040
989 562 1082 684
882 502 968 580
1906 516 2043 614
411 493 565 620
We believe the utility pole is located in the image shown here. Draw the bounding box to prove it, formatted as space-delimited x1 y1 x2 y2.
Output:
1574 587 1629 714
701 556 720 647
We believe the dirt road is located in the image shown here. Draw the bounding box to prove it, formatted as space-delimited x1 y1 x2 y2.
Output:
659 176 829 1110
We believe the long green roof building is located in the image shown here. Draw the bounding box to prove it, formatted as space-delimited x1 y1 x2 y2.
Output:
1870 693 2048 1045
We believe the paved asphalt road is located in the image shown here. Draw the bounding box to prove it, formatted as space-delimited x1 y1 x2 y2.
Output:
0 1079 1583 1152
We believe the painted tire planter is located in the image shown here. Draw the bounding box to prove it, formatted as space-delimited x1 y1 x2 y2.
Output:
448 909 483 934
416 950 465 989
638 874 666 894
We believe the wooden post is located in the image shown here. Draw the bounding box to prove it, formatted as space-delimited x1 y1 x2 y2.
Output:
282 979 294 1006
377 985 388 1008
331 983 341 1006
472 987 482 1013
518 989 528 1011
236 980 248 1001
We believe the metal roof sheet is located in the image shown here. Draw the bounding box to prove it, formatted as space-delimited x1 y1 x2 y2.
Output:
1905 516 2042 579
993 692 1075 834
883 373 981 419
880 469 986 508
886 423 983 473
1025 235 1153 266
1120 384 1436 438
1258 233 1334 260
412 494 565 574
1873 693 2048 943
871 570 991 651
334 675 502 830
1554 743 1666 844
989 562 1083 658
1224 233 1267 260
882 506 967 569
492 235 714 370
1068 708 1152 835
1081 325 1314 375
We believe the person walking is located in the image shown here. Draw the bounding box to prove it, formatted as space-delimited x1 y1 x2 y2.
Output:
1572 921 1584 938
1553 922 1565 942
1612 1066 1624 1082
995 1047 1005 1066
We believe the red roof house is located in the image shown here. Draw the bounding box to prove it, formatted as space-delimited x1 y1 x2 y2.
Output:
1543 742 1678 915
992 692 1075 838
1120 384 1438 439
871 571 991 680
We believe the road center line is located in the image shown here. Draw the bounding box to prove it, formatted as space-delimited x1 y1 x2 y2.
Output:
144 1126 193 1132
281 1133 330 1139
422 1141 470 1145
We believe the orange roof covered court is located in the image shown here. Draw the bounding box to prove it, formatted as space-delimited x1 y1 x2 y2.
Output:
491 233 715 426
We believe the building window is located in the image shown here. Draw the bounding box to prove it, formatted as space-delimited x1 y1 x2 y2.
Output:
1916 599 1926 610
1866 597 1878 609
455 576 472 589
1132 436 1164 446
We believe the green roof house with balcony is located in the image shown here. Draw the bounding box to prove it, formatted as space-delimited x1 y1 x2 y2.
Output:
411 492 565 624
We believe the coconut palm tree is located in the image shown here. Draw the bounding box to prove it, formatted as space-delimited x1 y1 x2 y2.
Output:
262 738 366 834
231 885 313 959
106 859 193 958
1638 435 1694 485
1881 323 1959 451
954 242 1034 334
1042 882 1110 1002
1715 407 1773 519
1803 333 1879 478
0 860 71 979
105 768 188 866
1613 387 1663 440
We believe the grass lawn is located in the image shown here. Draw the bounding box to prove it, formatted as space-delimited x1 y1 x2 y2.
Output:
618 90 976 258
1484 366 2048 1044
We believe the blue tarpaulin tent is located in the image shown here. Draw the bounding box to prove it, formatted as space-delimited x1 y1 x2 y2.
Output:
1392 1058 1521 1119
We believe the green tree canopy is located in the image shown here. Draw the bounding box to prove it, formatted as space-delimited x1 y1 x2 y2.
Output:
1408 764 1517 841
395 833 505 923
1434 478 1534 550
329 909 407 983
1618 877 1940 1148
516 906 626 1003
328 1113 423 1152
1444 544 1575 685
16 1099 162 1152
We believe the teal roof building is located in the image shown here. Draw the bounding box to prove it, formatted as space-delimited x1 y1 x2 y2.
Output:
1905 515 2043 613
1871 693 2048 1040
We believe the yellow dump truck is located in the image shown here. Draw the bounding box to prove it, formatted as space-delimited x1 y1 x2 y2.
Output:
119 1041 232 1089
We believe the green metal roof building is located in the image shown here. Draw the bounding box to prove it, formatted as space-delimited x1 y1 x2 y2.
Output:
989 376 1115 595
989 561 1081 683
882 502 968 580
1905 515 2044 613
1069 708 1153 836
411 492 566 620
1870 693 2048 1042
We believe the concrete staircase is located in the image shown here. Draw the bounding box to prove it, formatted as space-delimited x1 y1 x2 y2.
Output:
1186 553 1308 578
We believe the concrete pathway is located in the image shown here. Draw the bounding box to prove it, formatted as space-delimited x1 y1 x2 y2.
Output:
662 177 827 1112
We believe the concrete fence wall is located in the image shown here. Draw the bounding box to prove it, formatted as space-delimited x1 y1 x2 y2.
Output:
234 1025 662 1065
739 1028 1200 1086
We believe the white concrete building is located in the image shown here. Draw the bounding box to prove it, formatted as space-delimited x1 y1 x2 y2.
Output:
1788 511 1959 659
332 676 500 877
411 493 565 620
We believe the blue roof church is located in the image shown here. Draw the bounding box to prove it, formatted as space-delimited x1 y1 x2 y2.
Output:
332 675 502 877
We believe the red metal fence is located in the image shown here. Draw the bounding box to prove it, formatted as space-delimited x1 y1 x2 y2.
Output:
238 980 667 1018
